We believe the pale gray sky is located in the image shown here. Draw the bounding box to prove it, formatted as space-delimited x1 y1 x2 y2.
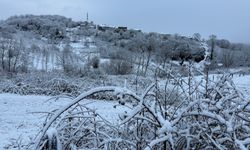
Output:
0 0 249 43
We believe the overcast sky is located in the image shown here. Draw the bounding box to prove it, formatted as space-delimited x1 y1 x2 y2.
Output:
0 0 249 43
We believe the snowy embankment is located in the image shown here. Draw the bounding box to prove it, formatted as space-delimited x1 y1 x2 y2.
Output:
0 94 126 149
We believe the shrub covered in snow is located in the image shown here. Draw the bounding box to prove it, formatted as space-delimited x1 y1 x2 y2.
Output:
0 72 80 96
102 59 133 75
33 66 250 150
42 78 80 96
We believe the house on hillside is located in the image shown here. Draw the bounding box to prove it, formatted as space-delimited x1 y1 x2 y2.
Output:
97 25 114 32
114 26 127 33
79 21 95 29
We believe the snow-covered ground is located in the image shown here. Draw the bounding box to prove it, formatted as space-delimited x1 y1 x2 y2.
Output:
0 95 61 149
0 75 249 149
0 94 126 149
233 74 250 98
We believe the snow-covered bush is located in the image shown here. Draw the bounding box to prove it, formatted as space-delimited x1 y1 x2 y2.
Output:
102 59 133 75
2 82 33 95
33 65 250 150
34 87 139 150
82 56 104 78
0 81 46 95
42 78 80 96
88 56 100 69
0 73 80 96
126 75 250 149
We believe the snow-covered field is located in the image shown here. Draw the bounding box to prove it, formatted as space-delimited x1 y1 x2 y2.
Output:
0 94 126 149
233 75 250 98
0 75 249 149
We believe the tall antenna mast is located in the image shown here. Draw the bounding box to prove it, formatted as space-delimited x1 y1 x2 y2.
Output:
86 12 89 22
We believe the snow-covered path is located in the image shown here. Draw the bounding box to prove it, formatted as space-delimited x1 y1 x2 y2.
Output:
0 94 124 149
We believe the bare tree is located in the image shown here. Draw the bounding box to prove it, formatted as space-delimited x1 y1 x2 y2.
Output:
42 46 50 72
193 33 201 41
144 35 157 76
57 43 78 73
221 49 234 68
0 38 6 70
209 34 217 61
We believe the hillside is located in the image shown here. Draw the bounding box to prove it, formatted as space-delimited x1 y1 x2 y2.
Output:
1 15 249 77
0 15 206 74
0 15 249 97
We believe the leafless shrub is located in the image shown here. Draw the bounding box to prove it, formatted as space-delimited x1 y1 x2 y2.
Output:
102 59 133 75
